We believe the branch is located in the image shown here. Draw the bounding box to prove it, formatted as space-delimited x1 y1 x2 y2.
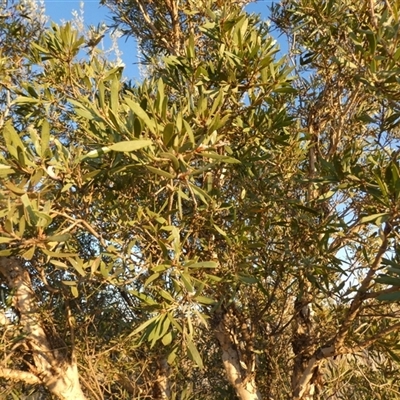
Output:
293 345 336 400
364 286 399 299
0 257 88 399
51 211 114 255
0 258 57 373
295 223 393 399
0 87 11 130
295 341 372 400
165 0 181 55
327 84 362 157
297 325 400 400
133 0 176 55
357 321 400 350
334 222 392 349
0 367 41 385
328 222 363 252
369 0 378 29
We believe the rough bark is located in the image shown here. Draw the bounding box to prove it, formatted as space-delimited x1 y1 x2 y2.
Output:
0 257 87 400
214 308 261 400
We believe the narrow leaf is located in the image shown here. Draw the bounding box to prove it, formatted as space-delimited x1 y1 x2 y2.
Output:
187 339 203 368
125 98 156 134
146 166 175 179
188 261 217 269
377 291 400 302
109 140 152 152
359 213 389 224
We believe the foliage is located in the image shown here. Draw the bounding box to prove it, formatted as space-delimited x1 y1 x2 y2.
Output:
1 0 400 399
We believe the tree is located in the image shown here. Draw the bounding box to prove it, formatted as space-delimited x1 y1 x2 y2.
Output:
1 0 400 399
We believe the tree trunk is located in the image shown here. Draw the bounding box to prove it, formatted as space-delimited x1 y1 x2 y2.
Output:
214 308 261 400
0 257 87 400
291 295 321 400
153 356 171 399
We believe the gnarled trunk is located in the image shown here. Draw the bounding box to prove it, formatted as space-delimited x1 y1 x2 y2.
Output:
214 308 261 400
0 257 87 400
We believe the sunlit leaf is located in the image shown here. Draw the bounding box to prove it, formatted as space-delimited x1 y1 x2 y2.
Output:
188 261 217 269
146 165 175 179
193 295 216 305
125 97 157 134
187 338 203 369
109 140 152 152
359 213 389 225
0 237 14 244
46 234 71 242
21 246 36 260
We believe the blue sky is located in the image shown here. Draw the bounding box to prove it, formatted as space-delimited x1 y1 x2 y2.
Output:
43 0 280 79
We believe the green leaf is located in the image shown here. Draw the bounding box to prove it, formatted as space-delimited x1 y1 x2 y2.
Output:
167 312 183 333
110 74 119 113
130 290 158 306
238 275 258 284
394 46 400 61
125 97 157 134
162 331 173 346
72 105 95 120
365 31 377 54
0 237 14 244
129 314 160 337
50 260 69 269
144 272 160 287
21 246 36 260
81 146 112 160
359 213 389 225
375 275 400 286
293 203 319 215
71 286 79 298
187 338 203 368
163 123 175 147
151 314 171 348
213 224 227 236
41 120 50 158
36 212 53 228
12 96 40 104
181 272 194 293
167 345 178 364
109 140 152 152
189 183 211 205
193 295 216 305
146 166 175 179
387 267 400 276
4 121 25 157
46 234 71 242
0 167 15 176
62 281 79 297
200 152 240 164
43 249 78 258
159 289 175 303
5 181 26 195
21 194 38 226
69 258 86 277
188 261 217 269
377 291 400 302
159 151 179 171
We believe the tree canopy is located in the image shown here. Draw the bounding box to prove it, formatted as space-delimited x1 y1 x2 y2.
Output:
1 0 400 399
